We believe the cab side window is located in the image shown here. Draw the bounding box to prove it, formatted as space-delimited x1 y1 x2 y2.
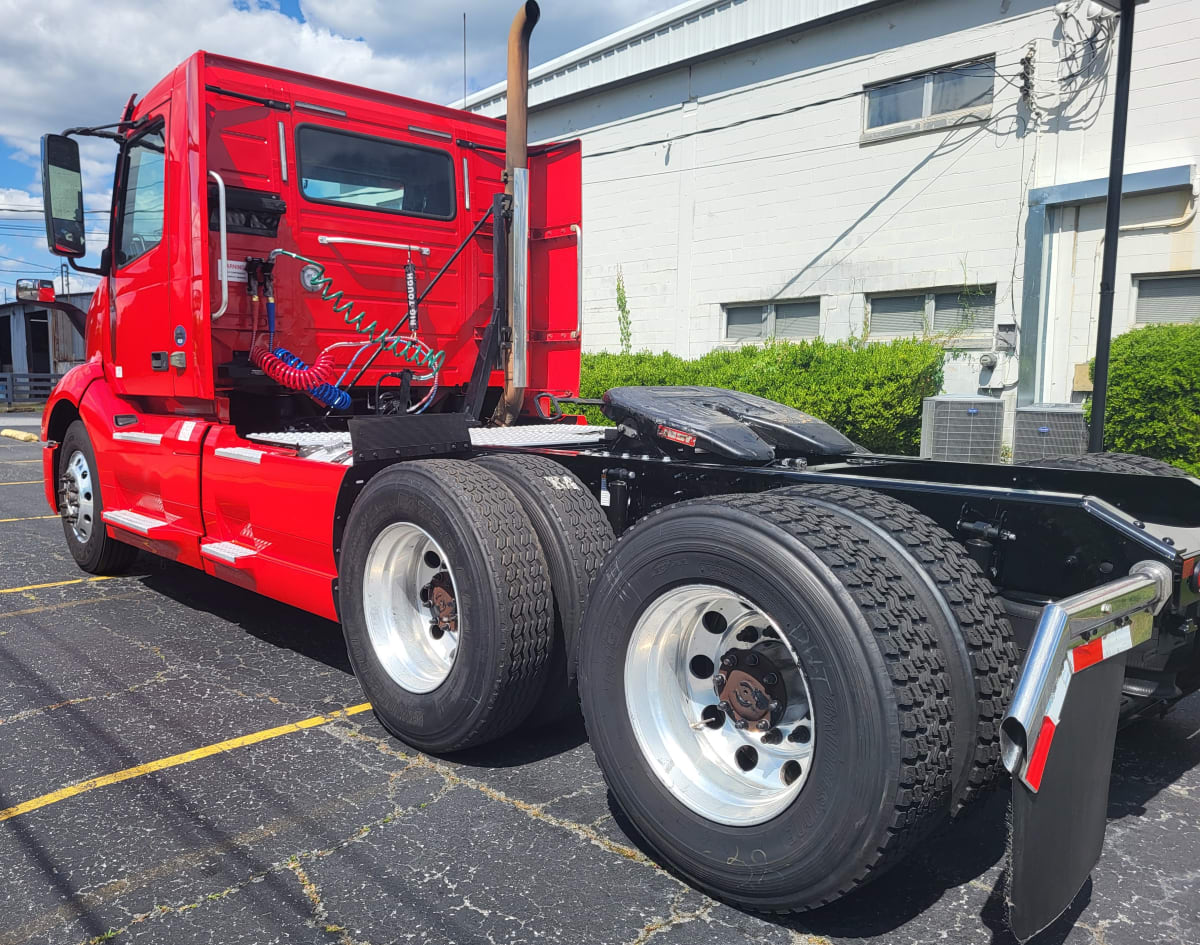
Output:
116 129 165 267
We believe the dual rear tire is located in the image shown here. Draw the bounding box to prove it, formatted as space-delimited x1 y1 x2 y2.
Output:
338 455 612 752
578 486 1016 911
339 458 1016 912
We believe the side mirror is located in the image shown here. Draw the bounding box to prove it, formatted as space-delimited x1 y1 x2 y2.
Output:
16 278 56 303
40 133 86 258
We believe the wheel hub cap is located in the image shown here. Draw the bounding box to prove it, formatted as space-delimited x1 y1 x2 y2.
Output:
363 523 460 694
715 650 785 726
59 450 94 543
625 584 816 826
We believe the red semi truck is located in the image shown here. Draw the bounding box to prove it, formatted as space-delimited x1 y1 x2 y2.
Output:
32 4 1200 940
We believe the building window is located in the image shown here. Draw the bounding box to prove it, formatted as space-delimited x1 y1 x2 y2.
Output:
724 300 820 341
864 59 994 139
296 125 456 220
869 287 995 347
1134 273 1200 324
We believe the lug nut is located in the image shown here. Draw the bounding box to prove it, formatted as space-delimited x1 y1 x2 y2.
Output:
718 701 732 713
763 672 778 686
720 654 736 669
745 652 759 667
756 719 771 731
768 700 782 713
734 719 749 730
712 673 726 689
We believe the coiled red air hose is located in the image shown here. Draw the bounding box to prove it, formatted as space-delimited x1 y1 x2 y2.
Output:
251 345 335 390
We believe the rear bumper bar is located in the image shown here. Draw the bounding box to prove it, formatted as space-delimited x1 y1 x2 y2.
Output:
1001 559 1173 792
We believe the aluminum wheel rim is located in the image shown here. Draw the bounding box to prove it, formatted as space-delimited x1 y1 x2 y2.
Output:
362 523 460 694
625 584 816 826
60 449 95 543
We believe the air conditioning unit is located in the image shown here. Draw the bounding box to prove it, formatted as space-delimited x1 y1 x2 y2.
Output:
920 394 1005 463
1013 403 1088 463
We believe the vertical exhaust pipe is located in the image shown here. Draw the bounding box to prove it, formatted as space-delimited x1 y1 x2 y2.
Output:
498 0 539 425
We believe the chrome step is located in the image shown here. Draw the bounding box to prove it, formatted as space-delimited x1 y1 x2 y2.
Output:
199 540 258 565
101 509 171 536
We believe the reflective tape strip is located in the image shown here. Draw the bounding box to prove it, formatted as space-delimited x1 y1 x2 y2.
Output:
1071 637 1105 673
178 420 197 442
1101 623 1135 660
1024 660 1070 792
1023 619 1150 790
1024 717 1057 793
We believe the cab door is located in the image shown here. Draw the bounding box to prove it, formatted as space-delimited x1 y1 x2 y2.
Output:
111 112 177 399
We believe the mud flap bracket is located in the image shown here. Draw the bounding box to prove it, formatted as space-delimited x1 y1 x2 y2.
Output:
1000 560 1173 941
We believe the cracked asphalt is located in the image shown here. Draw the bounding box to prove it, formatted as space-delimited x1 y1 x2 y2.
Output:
1 431 1198 945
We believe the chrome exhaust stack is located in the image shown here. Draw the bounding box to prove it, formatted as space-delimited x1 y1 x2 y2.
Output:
498 0 539 425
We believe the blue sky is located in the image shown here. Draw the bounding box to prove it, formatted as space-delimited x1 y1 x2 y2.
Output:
0 0 678 299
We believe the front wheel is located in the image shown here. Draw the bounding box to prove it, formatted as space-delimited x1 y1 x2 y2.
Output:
578 492 954 911
57 420 137 575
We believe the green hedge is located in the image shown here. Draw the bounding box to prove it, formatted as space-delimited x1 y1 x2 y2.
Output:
579 338 945 454
1093 323 1200 476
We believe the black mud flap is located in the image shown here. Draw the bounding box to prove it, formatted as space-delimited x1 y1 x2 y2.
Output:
1007 654 1127 942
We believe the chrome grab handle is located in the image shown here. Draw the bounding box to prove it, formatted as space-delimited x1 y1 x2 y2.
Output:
317 235 430 256
571 223 582 339
1000 559 1173 790
208 170 228 320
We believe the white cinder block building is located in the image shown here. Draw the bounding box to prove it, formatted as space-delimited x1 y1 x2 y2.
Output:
464 0 1199 410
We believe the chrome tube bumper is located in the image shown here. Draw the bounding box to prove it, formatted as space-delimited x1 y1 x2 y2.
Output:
1001 560 1173 792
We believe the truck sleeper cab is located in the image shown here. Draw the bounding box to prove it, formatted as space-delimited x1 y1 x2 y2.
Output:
35 6 1200 941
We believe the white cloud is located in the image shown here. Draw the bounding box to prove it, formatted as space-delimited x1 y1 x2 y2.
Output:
299 0 681 103
0 0 676 276
0 0 677 176
0 1 449 172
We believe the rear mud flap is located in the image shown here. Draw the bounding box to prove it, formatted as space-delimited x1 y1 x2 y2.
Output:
1007 654 1126 942
1000 560 1173 942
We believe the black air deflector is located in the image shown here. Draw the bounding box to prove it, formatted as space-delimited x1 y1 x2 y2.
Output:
207 183 286 237
602 386 860 461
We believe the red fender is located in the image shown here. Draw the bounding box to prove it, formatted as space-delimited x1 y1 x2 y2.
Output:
40 357 106 511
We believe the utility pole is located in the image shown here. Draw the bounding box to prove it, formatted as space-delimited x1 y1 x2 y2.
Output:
1089 0 1140 452
463 12 468 106
60 261 70 296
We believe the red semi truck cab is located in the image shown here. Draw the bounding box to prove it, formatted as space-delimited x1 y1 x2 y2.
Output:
39 50 582 619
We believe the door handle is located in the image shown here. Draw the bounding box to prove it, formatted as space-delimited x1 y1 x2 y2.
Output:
150 351 168 372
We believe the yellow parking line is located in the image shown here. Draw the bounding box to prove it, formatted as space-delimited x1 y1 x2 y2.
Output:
0 576 115 595
0 703 373 822
0 515 58 523
0 480 43 485
0 591 145 621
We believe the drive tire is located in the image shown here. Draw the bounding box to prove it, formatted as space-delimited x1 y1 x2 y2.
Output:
578 492 954 912
339 460 553 752
58 420 138 575
473 452 614 724
778 483 1017 813
1021 451 1188 477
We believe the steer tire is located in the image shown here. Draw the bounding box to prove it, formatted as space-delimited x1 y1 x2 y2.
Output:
1021 451 1188 477
578 492 954 912
339 460 552 752
473 452 614 725
778 483 1017 813
58 420 138 575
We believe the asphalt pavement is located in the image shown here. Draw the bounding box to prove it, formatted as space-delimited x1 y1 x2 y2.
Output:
0 430 1198 945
